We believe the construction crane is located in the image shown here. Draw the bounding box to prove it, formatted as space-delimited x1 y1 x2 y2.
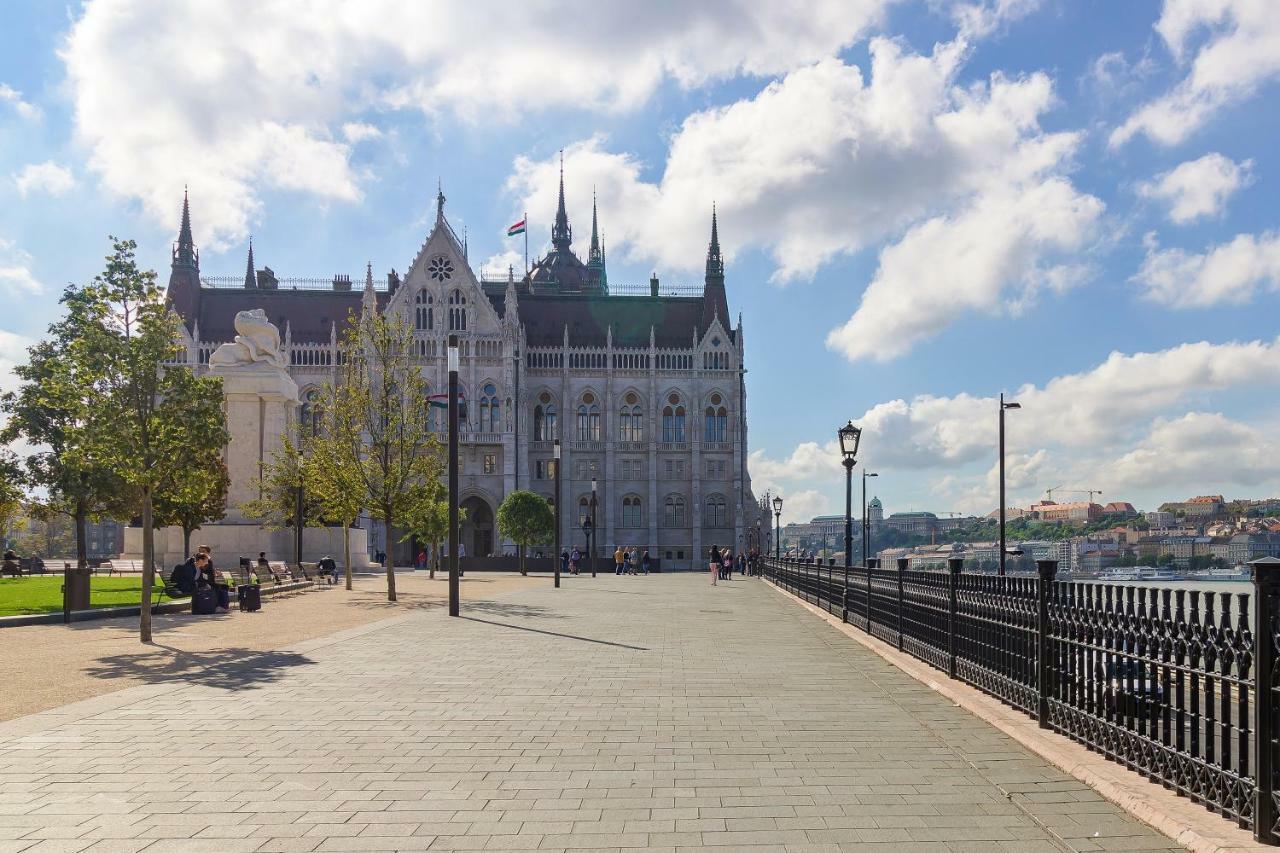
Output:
1045 486 1103 503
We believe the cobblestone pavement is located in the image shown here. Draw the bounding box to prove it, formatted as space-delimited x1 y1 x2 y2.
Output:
0 574 1185 852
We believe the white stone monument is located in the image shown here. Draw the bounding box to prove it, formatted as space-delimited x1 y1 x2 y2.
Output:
126 310 369 568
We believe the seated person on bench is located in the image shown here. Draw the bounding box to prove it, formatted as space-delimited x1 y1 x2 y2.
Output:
194 552 231 612
318 555 338 584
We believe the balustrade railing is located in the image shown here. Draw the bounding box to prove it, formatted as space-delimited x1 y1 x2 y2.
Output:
760 555 1280 843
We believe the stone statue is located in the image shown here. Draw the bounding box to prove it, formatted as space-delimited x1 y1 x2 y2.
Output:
208 309 287 370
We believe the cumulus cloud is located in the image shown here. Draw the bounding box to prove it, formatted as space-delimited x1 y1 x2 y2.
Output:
505 37 1098 361
751 338 1280 515
13 161 77 198
60 0 895 247
1111 0 1280 147
0 330 32 398
1134 231 1280 307
1137 152 1251 223
0 83 39 119
951 0 1042 40
0 239 44 296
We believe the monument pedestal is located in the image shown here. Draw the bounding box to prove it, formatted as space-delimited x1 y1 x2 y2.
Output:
216 364 300 521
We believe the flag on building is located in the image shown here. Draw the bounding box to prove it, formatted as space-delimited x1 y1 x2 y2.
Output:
506 218 526 237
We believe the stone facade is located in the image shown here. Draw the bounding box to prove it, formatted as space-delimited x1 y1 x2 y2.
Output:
164 183 762 569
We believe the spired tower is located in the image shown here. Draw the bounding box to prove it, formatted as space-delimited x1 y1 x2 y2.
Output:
868 497 884 529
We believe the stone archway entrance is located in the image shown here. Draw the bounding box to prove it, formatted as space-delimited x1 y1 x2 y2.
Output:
460 497 494 558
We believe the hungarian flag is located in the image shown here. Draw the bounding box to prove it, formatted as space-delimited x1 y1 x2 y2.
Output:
506 218 526 237
428 392 465 410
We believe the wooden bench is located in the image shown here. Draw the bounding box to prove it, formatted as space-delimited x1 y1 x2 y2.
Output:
99 559 147 576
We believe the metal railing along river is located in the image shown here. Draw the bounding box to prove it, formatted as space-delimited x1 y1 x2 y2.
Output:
761 555 1280 844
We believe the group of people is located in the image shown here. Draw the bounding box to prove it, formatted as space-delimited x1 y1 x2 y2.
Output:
169 545 233 611
708 544 748 584
557 545 652 575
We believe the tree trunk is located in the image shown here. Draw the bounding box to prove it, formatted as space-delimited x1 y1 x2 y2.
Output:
140 486 154 643
430 541 437 580
520 543 526 576
74 506 87 573
384 505 397 601
182 525 192 560
343 521 353 591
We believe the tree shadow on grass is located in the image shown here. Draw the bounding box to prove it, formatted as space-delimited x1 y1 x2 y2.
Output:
83 644 314 691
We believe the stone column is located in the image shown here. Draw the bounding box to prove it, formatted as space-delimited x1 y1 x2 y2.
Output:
211 364 300 522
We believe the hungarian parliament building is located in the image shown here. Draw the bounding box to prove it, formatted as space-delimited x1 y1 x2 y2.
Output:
164 173 763 568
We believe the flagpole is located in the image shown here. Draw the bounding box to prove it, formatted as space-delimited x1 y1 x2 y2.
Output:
523 210 528 278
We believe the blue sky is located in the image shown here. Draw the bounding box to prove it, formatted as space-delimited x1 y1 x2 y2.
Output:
2 0 1279 525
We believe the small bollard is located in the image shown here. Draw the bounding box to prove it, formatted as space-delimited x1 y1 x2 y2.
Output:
896 558 908 651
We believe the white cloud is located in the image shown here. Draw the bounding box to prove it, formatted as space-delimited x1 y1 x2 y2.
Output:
0 331 32 398
341 122 381 144
505 38 1098 362
751 338 1280 515
0 83 39 119
61 0 896 247
1111 0 1280 147
951 0 1042 40
1134 231 1280 307
1137 152 1251 223
12 161 77 198
0 239 44 297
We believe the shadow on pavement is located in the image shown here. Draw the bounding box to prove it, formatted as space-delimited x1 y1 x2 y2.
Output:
83 644 314 691
461 616 648 651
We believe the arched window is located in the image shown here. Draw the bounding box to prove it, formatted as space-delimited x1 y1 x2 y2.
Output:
300 388 323 436
534 396 558 441
622 495 642 528
448 289 467 331
576 392 600 441
479 383 500 433
414 290 434 331
705 495 728 527
663 494 686 527
704 406 728 442
662 401 686 442
619 392 643 442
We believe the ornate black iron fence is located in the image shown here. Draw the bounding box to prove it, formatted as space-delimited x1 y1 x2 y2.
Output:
762 555 1280 844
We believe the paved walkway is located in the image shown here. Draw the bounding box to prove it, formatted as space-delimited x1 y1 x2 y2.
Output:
0 574 1184 852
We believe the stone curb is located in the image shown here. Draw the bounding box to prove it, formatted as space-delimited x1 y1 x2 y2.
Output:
764 580 1270 853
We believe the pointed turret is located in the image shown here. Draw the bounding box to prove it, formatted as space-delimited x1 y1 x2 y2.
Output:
588 191 601 261
551 150 571 252
503 265 520 326
586 190 608 292
243 238 256 289
362 261 376 313
167 188 201 331
702 204 729 332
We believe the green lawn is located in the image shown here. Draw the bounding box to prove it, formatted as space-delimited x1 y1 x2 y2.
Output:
0 576 181 617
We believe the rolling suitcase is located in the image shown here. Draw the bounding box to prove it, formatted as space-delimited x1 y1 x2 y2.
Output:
191 585 217 615
238 584 261 612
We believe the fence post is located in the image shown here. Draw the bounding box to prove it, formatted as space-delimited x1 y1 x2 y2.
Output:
866 558 878 631
896 557 908 651
1251 556 1280 844
1036 559 1058 729
947 556 963 679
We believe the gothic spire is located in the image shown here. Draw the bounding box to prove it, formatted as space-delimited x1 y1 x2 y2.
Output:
172 187 198 270
589 189 601 260
243 238 256 289
586 189 605 291
551 150 571 251
362 261 376 313
705 203 724 280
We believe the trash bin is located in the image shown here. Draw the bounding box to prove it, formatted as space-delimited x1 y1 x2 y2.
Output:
64 564 91 612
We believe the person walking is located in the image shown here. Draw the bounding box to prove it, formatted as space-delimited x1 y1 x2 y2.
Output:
722 548 733 581
560 548 570 577
628 547 639 575
614 545 625 576
641 549 651 575
569 546 581 575
709 544 720 585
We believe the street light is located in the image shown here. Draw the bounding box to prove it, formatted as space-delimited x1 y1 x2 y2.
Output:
755 518 761 575
862 471 878 568
447 334 460 617
838 420 862 622
553 439 561 588
772 495 783 560
589 478 598 577
999 393 1021 577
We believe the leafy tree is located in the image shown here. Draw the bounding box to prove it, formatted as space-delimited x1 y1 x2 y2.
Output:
77 238 229 642
240 437 329 573
303 419 365 591
497 490 553 576
16 507 75 559
152 451 229 560
1 283 135 572
1156 552 1175 566
398 476 452 580
326 309 442 601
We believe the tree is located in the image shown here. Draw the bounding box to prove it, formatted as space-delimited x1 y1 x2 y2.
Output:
1 283 134 572
0 450 25 548
399 476 451 581
326 308 442 601
152 452 229 560
497 490 554 576
303 422 365 591
78 238 229 642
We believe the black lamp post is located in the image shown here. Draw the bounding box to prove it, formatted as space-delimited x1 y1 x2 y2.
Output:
999 393 1021 577
772 495 783 559
553 439 561 588
755 518 761 575
589 478 598 577
861 470 877 568
838 420 861 622
448 334 460 617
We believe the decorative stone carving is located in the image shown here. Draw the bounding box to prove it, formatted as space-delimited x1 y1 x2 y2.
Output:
209 309 287 369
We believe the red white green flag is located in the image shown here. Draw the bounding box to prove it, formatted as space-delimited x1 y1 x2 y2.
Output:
506 218 526 237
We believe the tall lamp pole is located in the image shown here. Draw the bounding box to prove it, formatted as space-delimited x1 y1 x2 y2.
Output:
589 478 598 577
861 470 877 567
553 439 561 588
447 334 460 617
999 393 1021 577
772 495 783 560
838 421 862 622
755 519 761 575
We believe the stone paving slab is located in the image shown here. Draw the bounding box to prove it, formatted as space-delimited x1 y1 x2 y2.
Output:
0 575 1184 851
